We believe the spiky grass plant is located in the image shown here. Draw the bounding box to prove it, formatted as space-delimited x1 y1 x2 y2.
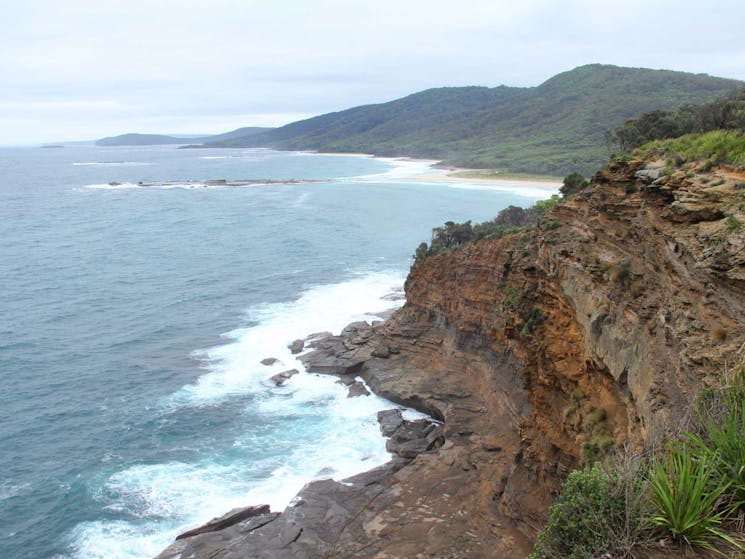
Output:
649 448 741 552
689 371 745 505
687 398 745 505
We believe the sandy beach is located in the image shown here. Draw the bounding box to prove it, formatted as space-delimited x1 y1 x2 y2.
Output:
294 150 562 192
413 168 562 190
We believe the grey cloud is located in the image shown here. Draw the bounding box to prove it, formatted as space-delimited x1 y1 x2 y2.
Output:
0 0 743 144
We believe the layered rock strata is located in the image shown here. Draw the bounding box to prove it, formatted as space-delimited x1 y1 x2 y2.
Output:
156 158 745 558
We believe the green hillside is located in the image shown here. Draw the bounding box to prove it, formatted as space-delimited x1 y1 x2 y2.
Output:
206 85 525 151
202 64 742 175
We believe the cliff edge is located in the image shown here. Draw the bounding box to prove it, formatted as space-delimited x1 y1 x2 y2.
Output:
156 157 745 558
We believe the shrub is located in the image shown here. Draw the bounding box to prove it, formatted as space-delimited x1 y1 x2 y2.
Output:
609 260 632 285
413 196 561 260
520 306 545 335
544 220 561 230
534 195 561 214
725 216 742 234
711 326 728 343
649 448 741 551
561 172 589 197
636 131 745 169
530 460 653 559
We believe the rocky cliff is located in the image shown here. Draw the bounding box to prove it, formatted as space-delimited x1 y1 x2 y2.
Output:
155 158 745 559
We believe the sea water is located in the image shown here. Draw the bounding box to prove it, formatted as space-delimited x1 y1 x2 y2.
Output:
0 145 555 558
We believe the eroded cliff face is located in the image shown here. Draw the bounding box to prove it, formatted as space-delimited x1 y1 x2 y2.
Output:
156 159 745 559
390 158 745 554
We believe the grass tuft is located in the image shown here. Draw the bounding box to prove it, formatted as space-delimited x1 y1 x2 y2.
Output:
649 448 741 551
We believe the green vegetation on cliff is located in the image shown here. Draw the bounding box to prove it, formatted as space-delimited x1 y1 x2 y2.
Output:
532 371 745 559
611 90 745 153
201 64 742 175
636 129 745 169
413 196 560 260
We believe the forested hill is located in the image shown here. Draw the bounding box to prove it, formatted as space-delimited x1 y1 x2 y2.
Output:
202 85 526 151
199 64 743 175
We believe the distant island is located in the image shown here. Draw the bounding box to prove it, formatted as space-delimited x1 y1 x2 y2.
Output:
95 127 272 147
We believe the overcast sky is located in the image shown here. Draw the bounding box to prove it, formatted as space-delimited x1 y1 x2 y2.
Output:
1 0 744 145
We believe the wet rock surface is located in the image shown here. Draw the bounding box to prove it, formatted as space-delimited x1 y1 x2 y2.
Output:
268 369 299 387
288 339 305 354
345 380 370 398
175 505 271 540
156 344 445 559
155 158 745 559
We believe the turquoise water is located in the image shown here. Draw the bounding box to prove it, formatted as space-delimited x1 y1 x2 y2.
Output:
0 146 553 558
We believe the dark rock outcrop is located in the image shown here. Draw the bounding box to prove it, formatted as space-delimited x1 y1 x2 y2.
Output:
376 409 404 436
345 381 370 398
175 505 271 540
268 369 299 387
289 339 304 354
157 396 444 559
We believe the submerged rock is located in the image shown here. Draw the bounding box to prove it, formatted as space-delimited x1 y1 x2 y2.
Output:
269 369 299 387
260 357 281 366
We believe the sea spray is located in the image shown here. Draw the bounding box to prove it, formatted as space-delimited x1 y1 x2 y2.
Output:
69 272 409 559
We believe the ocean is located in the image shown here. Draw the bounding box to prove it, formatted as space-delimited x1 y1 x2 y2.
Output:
0 145 554 559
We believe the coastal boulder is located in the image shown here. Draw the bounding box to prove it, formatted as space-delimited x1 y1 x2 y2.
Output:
269 369 299 387
376 409 404 436
385 419 444 459
347 381 371 398
289 339 305 354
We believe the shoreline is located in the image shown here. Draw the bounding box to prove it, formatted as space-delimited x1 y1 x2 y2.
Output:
411 169 562 189
154 316 445 559
285 149 563 190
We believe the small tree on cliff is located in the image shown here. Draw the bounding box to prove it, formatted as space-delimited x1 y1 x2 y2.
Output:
561 172 589 197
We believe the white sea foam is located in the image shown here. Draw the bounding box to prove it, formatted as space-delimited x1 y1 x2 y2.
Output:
168 271 405 406
69 271 416 559
84 182 212 190
0 481 30 501
350 157 439 182
72 162 152 167
83 180 307 190
69 520 177 559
